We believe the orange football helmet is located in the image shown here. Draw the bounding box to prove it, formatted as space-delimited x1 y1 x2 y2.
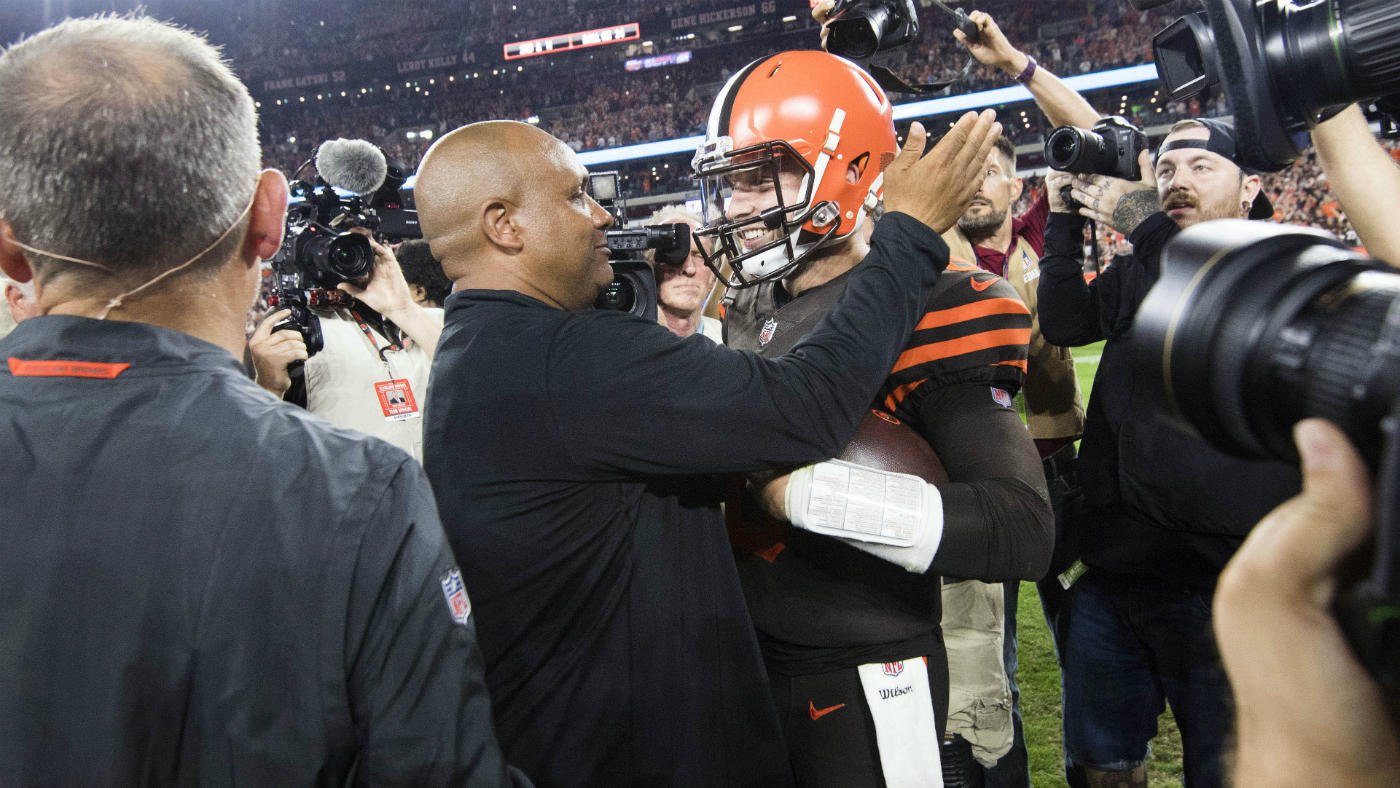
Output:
691 50 896 287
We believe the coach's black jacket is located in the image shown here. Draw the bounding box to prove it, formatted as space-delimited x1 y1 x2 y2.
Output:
425 212 947 787
0 317 522 786
1038 211 1301 590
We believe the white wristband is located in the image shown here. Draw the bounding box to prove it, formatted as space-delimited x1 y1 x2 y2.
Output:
784 459 944 573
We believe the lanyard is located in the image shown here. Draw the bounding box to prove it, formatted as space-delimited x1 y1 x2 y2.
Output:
348 308 408 376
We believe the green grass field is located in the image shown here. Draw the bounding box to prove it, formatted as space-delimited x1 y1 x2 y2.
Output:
1016 341 1187 787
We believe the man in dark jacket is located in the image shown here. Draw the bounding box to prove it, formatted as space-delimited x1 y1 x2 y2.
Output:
0 17 522 785
413 100 1002 784
1038 117 1297 788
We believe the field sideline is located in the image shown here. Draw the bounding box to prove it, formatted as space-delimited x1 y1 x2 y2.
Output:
1016 341 1188 787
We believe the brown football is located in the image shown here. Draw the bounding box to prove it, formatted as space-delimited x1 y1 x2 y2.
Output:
836 409 948 484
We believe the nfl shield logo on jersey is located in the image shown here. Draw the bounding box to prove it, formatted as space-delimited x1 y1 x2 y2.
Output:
758 317 778 347
883 661 904 677
440 568 471 626
990 387 1013 408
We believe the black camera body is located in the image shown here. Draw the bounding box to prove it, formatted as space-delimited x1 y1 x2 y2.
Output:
268 149 421 357
587 171 690 322
1046 116 1148 182
825 0 920 60
1151 0 1400 172
1133 220 1400 707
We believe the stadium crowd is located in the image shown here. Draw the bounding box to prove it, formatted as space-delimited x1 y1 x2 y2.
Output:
250 0 1195 177
3 1 1398 787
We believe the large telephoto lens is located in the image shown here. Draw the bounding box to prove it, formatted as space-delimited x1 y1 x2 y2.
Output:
301 228 374 284
1266 0 1400 130
1045 125 1112 175
1156 0 1400 172
1133 220 1400 466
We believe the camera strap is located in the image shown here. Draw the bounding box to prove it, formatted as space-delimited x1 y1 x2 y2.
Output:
867 63 970 96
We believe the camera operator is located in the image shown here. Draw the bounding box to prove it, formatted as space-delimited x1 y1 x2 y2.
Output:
647 206 721 341
249 228 443 461
395 237 454 308
412 103 1001 784
1212 418 1400 786
1037 118 1301 787
1311 103 1400 265
0 16 520 784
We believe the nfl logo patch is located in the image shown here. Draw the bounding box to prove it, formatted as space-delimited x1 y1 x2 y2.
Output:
440 568 471 626
758 317 779 347
883 661 904 677
991 387 1013 408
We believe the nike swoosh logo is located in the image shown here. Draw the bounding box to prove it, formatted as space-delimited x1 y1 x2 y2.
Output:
809 701 847 720
970 276 996 292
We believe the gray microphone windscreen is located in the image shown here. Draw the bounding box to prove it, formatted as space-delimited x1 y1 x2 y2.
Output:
315 138 388 195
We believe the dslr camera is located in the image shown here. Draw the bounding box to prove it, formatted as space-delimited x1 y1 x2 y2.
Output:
823 0 920 60
1134 220 1400 710
269 140 421 356
587 171 691 322
1151 0 1400 172
1044 116 1148 207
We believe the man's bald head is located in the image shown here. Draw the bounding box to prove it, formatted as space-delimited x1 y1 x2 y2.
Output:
416 121 573 279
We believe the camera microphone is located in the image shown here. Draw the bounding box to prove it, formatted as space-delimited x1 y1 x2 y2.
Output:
315 138 388 195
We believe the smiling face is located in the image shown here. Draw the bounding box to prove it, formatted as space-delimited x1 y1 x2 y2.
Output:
1153 126 1260 230
720 158 808 253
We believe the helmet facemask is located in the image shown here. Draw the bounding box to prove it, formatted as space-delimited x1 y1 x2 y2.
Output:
693 139 844 289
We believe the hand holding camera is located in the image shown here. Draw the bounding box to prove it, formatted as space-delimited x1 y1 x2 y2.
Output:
1215 418 1400 784
249 308 309 397
335 228 417 322
953 10 1026 78
1063 151 1157 235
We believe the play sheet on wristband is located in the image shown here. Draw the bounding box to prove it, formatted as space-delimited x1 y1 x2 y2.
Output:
802 461 924 547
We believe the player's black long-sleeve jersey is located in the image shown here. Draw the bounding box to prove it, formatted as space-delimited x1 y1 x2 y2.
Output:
0 317 521 786
724 260 1053 676
425 212 949 786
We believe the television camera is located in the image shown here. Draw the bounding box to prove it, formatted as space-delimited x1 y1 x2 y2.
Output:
587 171 690 322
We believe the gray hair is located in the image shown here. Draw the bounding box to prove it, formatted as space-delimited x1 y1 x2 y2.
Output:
644 205 703 266
0 15 260 285
646 205 702 229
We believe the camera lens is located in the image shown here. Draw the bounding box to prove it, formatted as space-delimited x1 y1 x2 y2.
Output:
1132 220 1400 466
825 3 891 60
1045 126 1108 175
595 277 635 313
301 229 374 283
826 20 880 60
